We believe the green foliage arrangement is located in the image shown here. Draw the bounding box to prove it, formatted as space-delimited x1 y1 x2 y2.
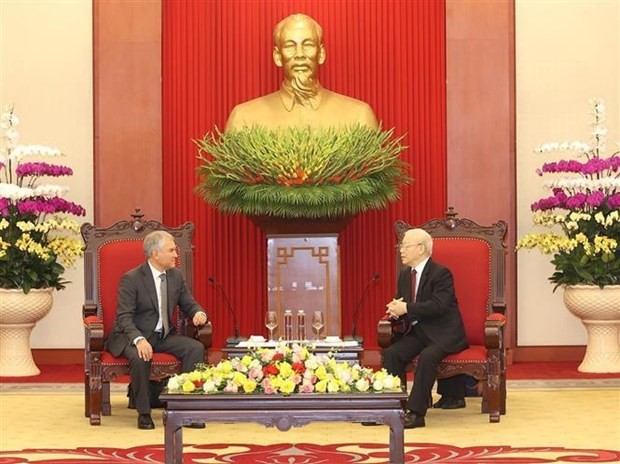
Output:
194 125 410 219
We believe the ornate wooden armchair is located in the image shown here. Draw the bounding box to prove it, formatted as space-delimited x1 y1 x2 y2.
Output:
81 210 212 425
378 208 508 423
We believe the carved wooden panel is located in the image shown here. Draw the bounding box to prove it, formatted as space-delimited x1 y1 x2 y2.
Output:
267 235 340 340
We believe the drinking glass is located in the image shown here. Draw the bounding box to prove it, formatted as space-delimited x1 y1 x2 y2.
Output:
311 311 324 340
265 311 278 341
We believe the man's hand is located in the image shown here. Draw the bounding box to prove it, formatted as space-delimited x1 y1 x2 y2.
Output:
386 297 407 319
193 312 207 327
136 338 153 361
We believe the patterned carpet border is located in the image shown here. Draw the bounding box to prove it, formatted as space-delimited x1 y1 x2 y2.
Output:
1 442 620 463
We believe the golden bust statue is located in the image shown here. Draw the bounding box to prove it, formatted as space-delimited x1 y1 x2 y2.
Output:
225 13 379 131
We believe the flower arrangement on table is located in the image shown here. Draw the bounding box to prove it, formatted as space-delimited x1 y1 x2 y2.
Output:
0 106 86 293
516 99 620 289
194 125 411 219
166 343 401 395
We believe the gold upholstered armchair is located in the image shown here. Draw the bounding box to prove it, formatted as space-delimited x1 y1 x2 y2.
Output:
378 208 508 423
81 210 212 425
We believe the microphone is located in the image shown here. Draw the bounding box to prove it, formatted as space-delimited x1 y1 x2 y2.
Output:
208 276 247 345
345 273 380 343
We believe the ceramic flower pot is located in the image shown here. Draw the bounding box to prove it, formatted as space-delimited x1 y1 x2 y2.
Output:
563 284 620 373
0 288 54 377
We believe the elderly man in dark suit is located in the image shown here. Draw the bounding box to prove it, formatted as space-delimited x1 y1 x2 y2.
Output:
106 230 208 430
383 228 468 429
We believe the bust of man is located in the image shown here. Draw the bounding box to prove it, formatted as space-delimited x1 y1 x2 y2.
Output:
224 14 379 131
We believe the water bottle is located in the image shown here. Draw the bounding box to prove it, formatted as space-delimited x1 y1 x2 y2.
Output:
296 310 306 341
283 309 293 341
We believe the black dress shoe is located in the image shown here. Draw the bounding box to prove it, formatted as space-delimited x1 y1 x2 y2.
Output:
137 414 155 430
361 421 381 426
432 396 446 408
403 412 425 429
440 397 466 409
433 396 466 409
184 421 206 429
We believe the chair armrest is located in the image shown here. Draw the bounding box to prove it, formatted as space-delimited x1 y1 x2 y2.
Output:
377 318 393 349
83 303 98 319
195 321 213 350
491 302 506 316
84 315 105 352
181 319 213 350
484 312 506 350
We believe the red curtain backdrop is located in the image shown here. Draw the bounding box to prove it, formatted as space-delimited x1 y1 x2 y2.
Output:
162 0 446 349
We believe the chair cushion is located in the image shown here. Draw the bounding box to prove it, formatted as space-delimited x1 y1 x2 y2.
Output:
100 351 181 366
98 240 146 336
432 238 491 346
442 345 488 362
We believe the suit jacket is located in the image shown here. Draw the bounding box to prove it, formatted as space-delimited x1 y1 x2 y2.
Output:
105 263 205 357
396 258 468 354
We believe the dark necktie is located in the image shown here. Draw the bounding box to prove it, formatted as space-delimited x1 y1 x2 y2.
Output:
411 268 417 302
159 273 169 337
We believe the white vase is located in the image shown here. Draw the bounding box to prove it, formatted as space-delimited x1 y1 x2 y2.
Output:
0 288 54 377
563 284 620 373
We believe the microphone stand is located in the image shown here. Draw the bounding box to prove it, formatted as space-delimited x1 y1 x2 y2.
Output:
208 276 247 346
344 273 380 344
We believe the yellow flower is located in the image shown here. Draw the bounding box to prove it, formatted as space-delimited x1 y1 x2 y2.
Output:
182 379 196 392
314 365 328 380
242 379 257 393
315 379 327 393
232 371 247 386
279 378 296 395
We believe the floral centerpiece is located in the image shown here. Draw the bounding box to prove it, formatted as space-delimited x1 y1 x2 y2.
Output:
0 106 86 293
517 99 620 290
167 343 401 395
195 125 411 219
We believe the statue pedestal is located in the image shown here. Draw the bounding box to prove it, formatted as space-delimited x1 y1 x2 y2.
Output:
254 216 351 340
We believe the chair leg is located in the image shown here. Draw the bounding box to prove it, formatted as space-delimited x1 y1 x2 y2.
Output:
487 374 501 423
88 355 102 426
102 381 111 415
500 372 507 415
480 384 489 414
84 372 90 417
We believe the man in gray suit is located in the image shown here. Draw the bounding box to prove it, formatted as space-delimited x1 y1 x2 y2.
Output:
106 230 208 430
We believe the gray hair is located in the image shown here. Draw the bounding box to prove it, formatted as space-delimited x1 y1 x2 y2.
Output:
143 230 174 258
273 13 324 46
404 228 434 256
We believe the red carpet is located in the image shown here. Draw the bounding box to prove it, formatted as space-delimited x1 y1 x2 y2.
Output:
1 442 619 463
1 361 619 383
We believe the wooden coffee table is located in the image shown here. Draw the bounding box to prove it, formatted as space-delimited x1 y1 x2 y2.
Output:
161 390 408 464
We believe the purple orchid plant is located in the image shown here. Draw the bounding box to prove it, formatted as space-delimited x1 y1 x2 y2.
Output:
0 105 86 293
517 99 620 289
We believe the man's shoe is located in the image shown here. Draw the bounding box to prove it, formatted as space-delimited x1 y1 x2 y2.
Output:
433 396 466 409
137 414 155 430
403 411 425 429
441 397 466 409
432 396 446 408
184 421 206 429
361 421 380 426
